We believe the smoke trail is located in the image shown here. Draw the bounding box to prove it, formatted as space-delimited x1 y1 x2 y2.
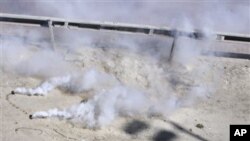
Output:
13 69 119 95
13 75 71 96
13 63 215 128
31 85 150 128
0 0 233 129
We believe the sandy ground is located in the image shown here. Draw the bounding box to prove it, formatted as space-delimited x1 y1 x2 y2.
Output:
1 49 250 141
0 22 250 141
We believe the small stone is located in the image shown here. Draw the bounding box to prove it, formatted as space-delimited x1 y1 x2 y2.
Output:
11 91 15 95
29 115 33 119
196 123 204 129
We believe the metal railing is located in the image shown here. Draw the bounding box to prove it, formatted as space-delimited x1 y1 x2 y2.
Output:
1 13 250 60
1 13 249 41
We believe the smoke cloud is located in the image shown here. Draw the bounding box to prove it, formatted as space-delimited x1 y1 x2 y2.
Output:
1 0 247 128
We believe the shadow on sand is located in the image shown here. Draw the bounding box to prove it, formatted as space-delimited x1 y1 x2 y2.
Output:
122 119 208 141
152 129 177 141
123 119 150 135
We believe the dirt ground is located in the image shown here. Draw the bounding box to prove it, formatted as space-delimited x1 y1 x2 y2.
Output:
1 49 250 141
0 20 250 141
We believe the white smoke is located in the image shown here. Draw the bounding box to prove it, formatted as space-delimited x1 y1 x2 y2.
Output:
0 27 220 128
13 69 119 95
14 75 71 96
30 84 147 128
48 85 150 128
12 64 215 128
13 69 149 128
0 0 242 129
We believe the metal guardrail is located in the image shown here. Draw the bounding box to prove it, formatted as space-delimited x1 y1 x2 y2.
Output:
0 13 250 60
1 13 249 42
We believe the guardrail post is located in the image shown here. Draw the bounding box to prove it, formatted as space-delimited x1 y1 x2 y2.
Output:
48 20 56 50
168 36 176 62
